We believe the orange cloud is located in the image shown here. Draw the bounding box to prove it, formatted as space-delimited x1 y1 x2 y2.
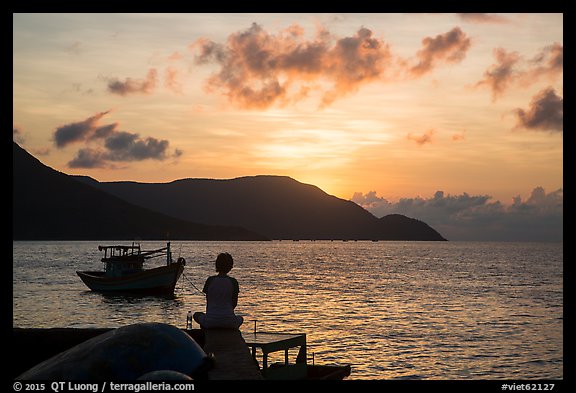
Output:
452 132 466 141
191 24 474 110
407 129 435 145
164 67 183 94
191 23 392 109
476 43 563 100
475 48 521 101
409 27 471 77
523 42 563 84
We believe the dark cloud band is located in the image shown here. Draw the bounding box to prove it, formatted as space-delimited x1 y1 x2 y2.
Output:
52 111 180 168
352 187 563 241
515 87 563 132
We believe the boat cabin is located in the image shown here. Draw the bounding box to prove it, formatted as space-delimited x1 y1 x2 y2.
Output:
99 244 145 277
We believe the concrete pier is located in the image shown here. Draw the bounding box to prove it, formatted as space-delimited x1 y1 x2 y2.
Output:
203 329 263 380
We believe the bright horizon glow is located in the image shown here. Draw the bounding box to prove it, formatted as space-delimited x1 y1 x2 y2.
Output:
13 13 563 240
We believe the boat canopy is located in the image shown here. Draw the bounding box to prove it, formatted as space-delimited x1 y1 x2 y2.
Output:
99 243 172 263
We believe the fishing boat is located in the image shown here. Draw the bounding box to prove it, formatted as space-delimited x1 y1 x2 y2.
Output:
77 242 185 296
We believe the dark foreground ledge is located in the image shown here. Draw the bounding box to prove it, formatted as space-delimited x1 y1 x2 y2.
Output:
12 328 115 378
12 327 262 380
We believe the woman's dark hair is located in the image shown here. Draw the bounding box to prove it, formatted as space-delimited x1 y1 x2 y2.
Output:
215 252 234 274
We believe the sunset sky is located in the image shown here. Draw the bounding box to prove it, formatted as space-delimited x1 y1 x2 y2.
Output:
13 13 563 241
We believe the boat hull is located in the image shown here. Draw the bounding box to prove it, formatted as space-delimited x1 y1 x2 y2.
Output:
265 363 351 380
77 262 184 295
306 364 351 380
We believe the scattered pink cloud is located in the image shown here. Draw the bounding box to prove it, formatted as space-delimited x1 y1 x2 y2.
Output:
164 67 183 94
107 68 158 96
457 13 510 24
167 51 183 61
522 42 563 85
409 27 471 77
407 129 435 145
476 43 563 100
514 87 563 132
475 48 521 101
13 125 25 144
452 132 466 141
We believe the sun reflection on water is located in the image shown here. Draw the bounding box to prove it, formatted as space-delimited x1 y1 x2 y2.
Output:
13 240 562 379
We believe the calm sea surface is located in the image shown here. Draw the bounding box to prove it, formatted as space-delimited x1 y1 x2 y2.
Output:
12 241 563 380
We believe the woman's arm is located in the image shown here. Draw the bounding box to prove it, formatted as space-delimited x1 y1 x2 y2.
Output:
230 277 240 309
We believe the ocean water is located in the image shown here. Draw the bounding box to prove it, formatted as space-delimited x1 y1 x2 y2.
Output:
12 240 563 380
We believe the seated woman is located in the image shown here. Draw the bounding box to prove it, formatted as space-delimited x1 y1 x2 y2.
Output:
193 252 244 329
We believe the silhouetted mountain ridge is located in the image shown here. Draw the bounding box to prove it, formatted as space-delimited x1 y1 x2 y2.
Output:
12 142 266 240
73 174 447 241
13 142 446 240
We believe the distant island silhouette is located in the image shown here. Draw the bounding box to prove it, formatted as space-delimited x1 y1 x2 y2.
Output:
13 142 446 241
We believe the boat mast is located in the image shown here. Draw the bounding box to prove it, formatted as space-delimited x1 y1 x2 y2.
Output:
166 242 171 265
